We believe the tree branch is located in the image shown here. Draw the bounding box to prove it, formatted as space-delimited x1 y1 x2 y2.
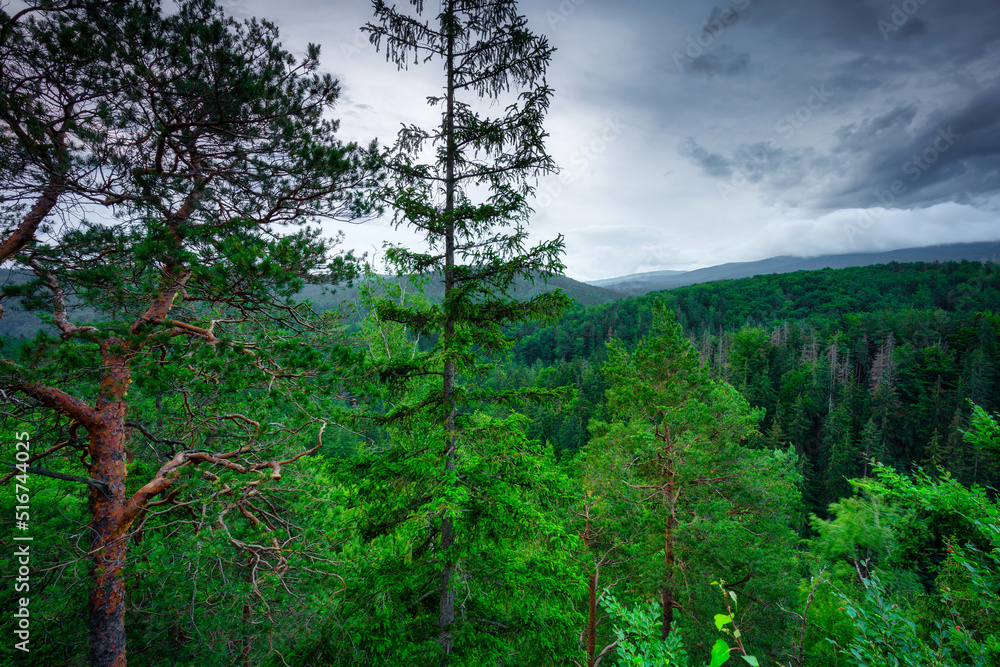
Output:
11 380 97 425
6 463 110 495
29 259 99 338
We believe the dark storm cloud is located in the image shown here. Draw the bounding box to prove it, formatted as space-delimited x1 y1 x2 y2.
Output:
524 0 1000 271
891 17 927 40
749 0 1000 65
253 0 1000 278
677 138 733 178
832 104 919 155
688 49 751 76
825 56 912 96
732 0 998 50
660 0 1000 213
825 88 1000 209
700 5 743 39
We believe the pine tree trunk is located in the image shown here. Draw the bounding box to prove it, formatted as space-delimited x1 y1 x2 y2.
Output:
587 570 598 666
661 512 676 640
87 353 131 667
0 182 59 264
0 130 66 264
438 410 456 658
661 426 677 641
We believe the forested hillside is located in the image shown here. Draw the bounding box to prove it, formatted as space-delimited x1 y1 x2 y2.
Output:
513 260 1000 509
2 1 999 666
588 241 1000 294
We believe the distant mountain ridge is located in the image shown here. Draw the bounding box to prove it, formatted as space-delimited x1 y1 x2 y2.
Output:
0 271 623 339
5 242 1000 337
587 269 686 288
588 241 1000 295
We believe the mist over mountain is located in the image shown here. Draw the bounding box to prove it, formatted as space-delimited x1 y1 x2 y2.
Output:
5 242 999 338
590 241 1000 295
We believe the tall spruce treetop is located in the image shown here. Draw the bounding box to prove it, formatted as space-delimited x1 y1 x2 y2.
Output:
364 0 569 361
364 0 571 660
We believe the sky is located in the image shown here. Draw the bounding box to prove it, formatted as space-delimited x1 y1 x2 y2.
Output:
221 0 1000 282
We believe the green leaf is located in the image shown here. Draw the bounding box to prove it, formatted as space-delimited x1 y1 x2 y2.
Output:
714 613 732 631
709 639 731 667
741 656 759 666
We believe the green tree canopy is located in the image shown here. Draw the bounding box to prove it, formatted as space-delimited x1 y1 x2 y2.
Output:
0 1 375 664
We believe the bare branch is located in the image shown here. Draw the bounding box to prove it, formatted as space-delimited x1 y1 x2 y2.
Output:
5 463 110 495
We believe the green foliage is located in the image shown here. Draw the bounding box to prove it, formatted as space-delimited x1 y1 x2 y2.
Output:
502 262 1000 520
6 1 999 664
709 582 760 667
354 1 577 661
810 496 895 574
0 467 89 664
964 402 1000 454
283 416 583 666
805 456 1000 667
515 261 1000 366
579 303 801 659
836 574 946 667
600 592 689 667
0 0 372 663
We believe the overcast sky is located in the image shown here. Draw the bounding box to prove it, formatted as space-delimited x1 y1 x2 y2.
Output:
222 0 1000 282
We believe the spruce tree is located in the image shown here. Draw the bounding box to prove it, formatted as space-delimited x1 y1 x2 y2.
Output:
363 0 572 659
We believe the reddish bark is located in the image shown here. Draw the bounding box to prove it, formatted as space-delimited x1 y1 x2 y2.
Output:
16 348 133 667
12 346 322 667
0 185 59 265
587 570 597 667
575 498 626 667
87 412 129 667
87 350 131 667
661 519 675 640
129 269 192 336
0 122 68 269
659 423 677 641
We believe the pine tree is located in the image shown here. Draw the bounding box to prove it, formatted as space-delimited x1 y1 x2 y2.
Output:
0 2 372 664
0 0 156 277
582 304 800 655
362 0 572 660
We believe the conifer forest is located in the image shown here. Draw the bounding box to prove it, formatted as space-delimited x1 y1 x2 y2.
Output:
1 1 998 666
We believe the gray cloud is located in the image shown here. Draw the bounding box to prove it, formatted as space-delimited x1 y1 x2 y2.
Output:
824 89 1000 210
700 5 743 39
677 138 733 178
235 0 1000 280
832 104 920 154
892 17 927 40
825 55 913 95
688 50 751 76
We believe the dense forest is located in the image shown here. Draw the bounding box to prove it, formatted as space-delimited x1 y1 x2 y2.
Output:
513 261 1000 507
1 1 999 667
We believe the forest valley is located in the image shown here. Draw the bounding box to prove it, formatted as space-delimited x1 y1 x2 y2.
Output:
1 1 999 666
